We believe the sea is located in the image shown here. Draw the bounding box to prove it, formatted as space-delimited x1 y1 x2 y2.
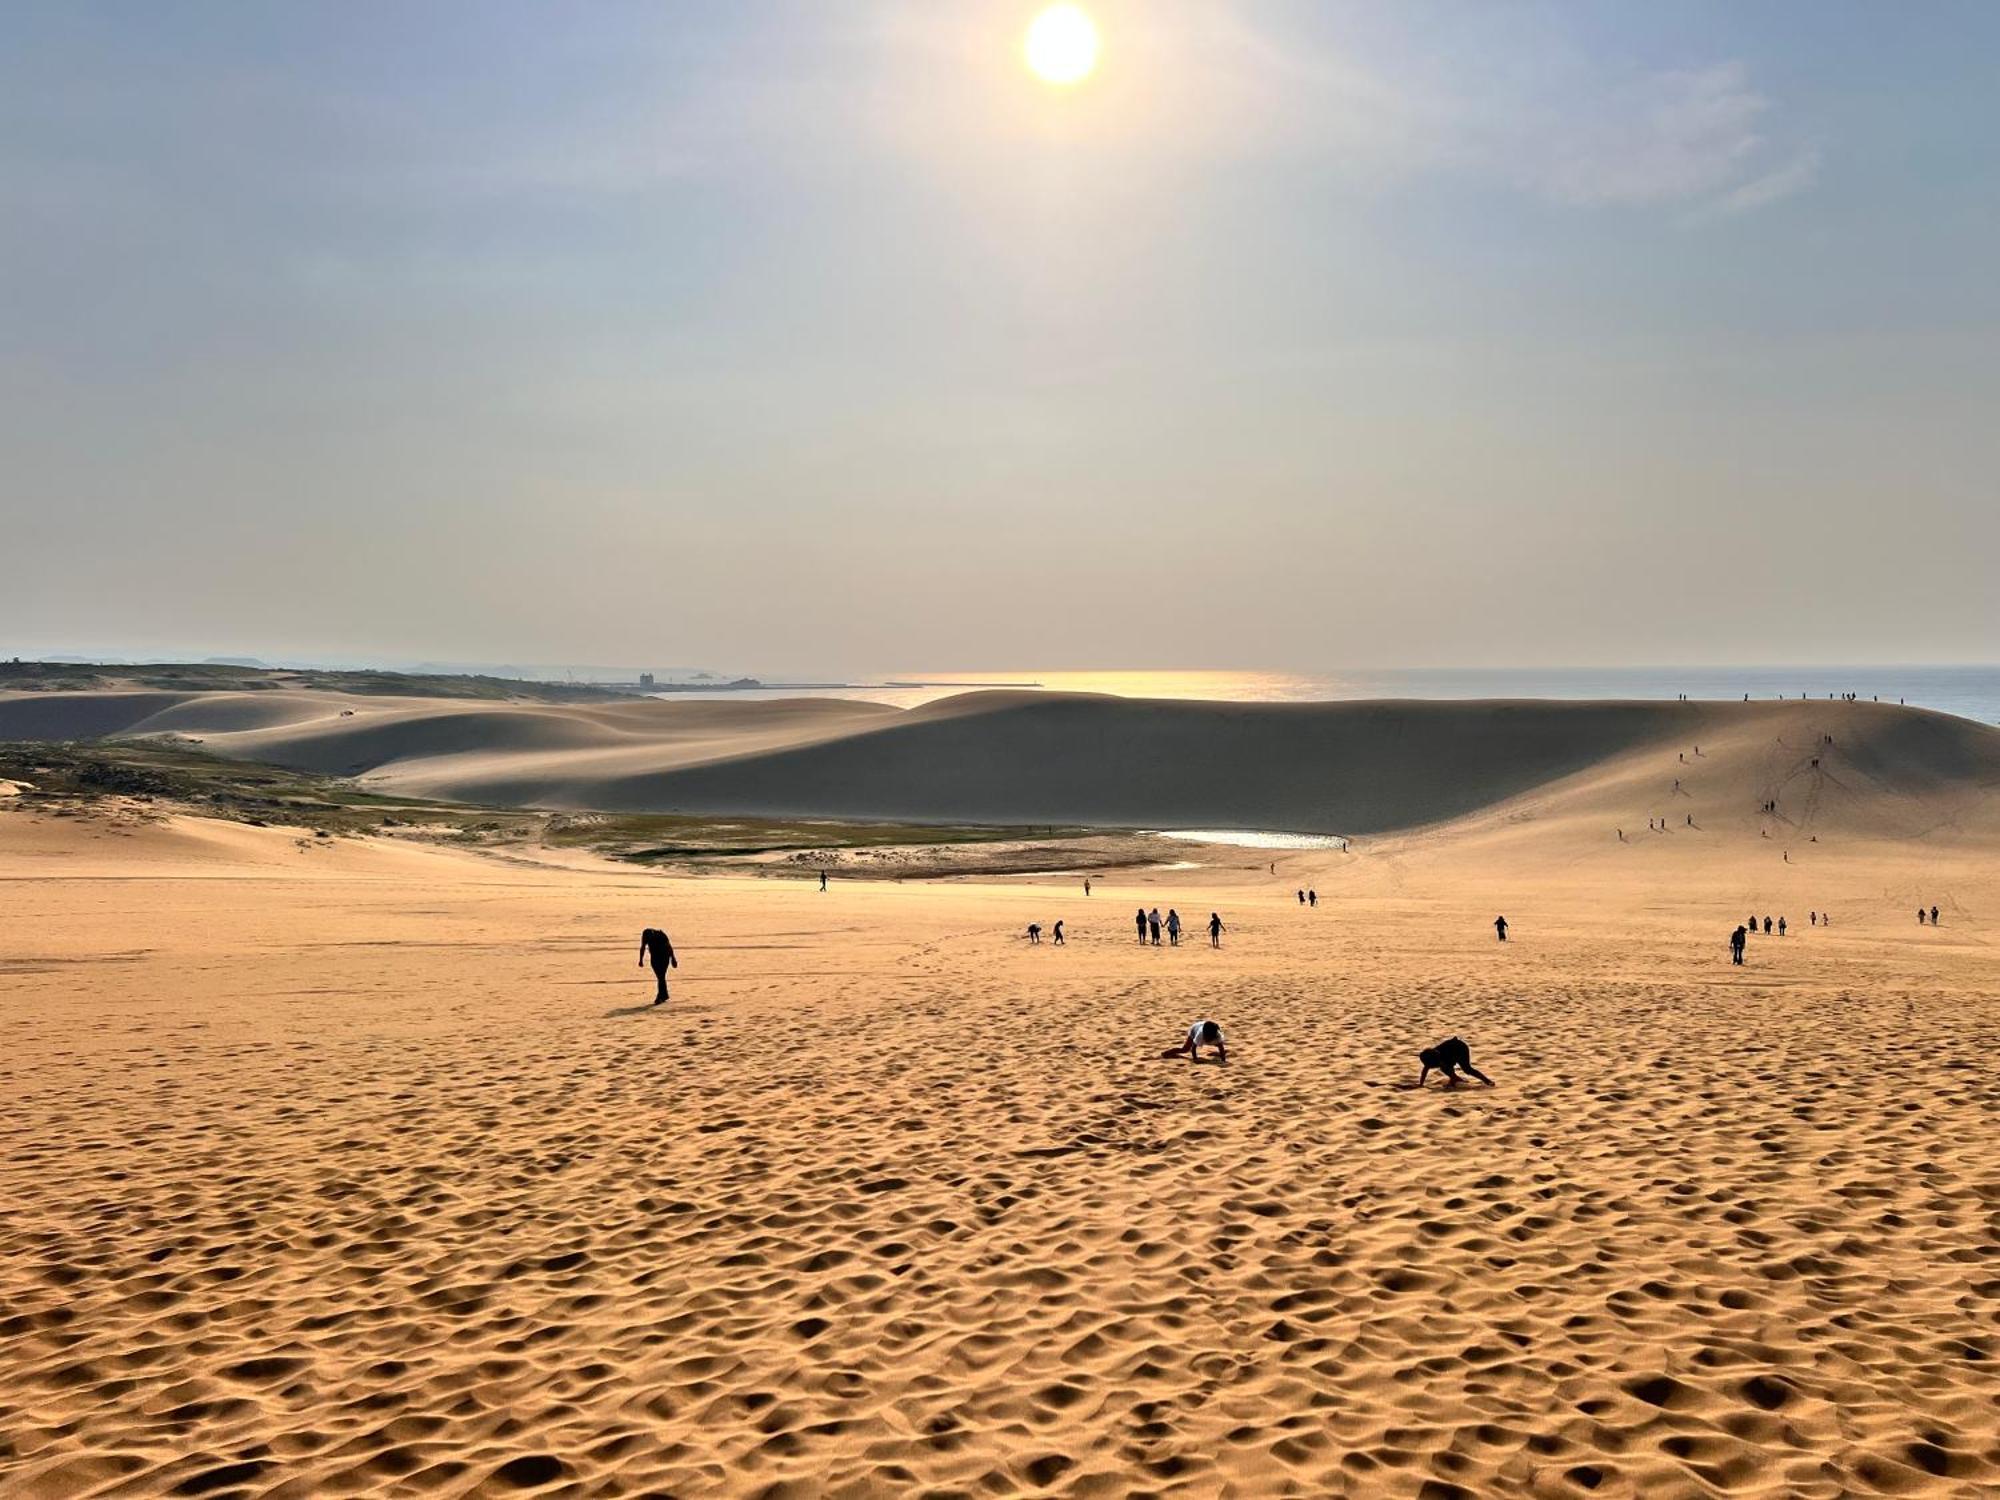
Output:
652 666 2000 727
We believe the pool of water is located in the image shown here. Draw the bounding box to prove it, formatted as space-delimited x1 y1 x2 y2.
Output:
1160 829 1349 850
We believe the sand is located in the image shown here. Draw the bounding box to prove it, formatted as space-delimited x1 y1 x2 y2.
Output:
3 700 1999 1497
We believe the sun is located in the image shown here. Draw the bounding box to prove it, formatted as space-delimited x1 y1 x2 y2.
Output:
1024 5 1100 87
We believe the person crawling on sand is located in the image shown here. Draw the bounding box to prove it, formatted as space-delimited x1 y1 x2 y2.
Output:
1416 1036 1493 1089
638 927 678 1006
1163 1019 1228 1063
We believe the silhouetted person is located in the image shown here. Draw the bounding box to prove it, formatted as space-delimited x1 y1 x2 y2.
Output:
1164 1019 1227 1063
1763 916 1772 935
1810 911 1816 926
1083 878 1091 897
1308 890 1317 907
1297 889 1306 904
819 869 827 891
1931 905 1940 926
1136 908 1148 944
1416 1037 1493 1089
1052 920 1064 946
1730 925 1747 964
1917 907 1925 925
638 927 677 1005
1148 908 1162 946
1166 908 1182 946
1208 912 1224 948
1026 923 1042 945
1494 915 1508 942
1777 916 1786 936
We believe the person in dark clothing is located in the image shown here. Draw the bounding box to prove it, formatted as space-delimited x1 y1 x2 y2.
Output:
1026 923 1042 944
1052 920 1065 946
638 927 678 1005
1416 1037 1493 1088
1298 889 1306 904
1730 925 1747 964
1777 916 1786 936
1931 905 1940 925
1148 908 1162 946
1308 890 1316 907
1494 915 1508 942
1208 912 1225 948
1136 908 1148 943
1763 916 1773 935
819 869 827 891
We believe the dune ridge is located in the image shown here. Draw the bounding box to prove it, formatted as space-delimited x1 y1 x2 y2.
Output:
3 688 1997 841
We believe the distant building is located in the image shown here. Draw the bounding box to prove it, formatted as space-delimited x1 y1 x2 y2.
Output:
639 672 654 689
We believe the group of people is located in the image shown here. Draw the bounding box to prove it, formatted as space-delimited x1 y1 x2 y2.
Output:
1295 889 1317 906
1917 905 1942 925
1024 907 1230 949
1128 906 1226 947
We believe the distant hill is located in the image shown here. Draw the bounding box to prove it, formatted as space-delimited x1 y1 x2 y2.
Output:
0 660 638 704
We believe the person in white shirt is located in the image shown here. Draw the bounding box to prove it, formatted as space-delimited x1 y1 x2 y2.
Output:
1163 1019 1228 1063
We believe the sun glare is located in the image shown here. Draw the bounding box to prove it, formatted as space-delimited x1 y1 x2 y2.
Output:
1024 5 1100 87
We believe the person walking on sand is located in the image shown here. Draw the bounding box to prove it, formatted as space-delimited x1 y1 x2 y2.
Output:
819 869 828 891
1763 916 1773 935
1415 1036 1494 1089
1026 923 1042 945
1777 916 1786 936
1298 889 1306 905
1083 877 1091 897
638 927 678 1006
1810 911 1816 926
1165 908 1182 946
1931 905 1940 926
1163 1019 1228 1063
1052 919 1065 946
1730 925 1747 964
1208 912 1225 948
1308 890 1317 908
1494 915 1508 942
1148 907 1163 946
1136 907 1148 944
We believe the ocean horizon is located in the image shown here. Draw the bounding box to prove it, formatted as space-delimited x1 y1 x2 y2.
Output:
654 664 2000 726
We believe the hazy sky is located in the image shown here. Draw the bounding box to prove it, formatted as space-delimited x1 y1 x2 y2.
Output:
4 2 1997 675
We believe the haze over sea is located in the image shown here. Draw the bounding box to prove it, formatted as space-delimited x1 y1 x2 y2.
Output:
659 665 2000 726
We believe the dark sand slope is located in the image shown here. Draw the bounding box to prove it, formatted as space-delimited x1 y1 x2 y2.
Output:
484 695 2000 836
4 688 1996 837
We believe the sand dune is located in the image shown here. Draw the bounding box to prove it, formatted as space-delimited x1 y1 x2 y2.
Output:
4 688 1996 843
2 784 1997 1498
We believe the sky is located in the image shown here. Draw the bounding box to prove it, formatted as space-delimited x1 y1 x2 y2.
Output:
3 1 1997 677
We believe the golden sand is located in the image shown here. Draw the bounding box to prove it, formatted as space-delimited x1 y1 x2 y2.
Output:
3 745 1996 1498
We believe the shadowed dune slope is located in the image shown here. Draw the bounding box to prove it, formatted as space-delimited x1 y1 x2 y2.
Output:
465 694 2000 837
5 688 1996 837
